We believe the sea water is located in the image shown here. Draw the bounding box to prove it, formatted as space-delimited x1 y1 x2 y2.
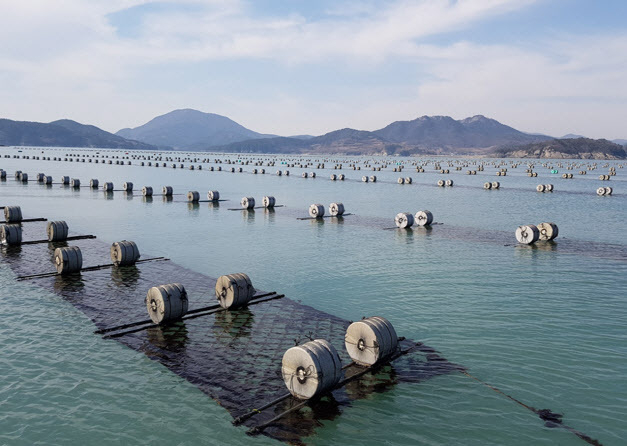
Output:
1 147 625 445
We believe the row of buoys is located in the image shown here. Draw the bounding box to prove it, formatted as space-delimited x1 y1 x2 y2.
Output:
301 172 316 178
597 187 613 196
536 184 554 192
329 174 345 181
394 210 434 228
484 181 500 190
515 222 559 244
282 316 398 399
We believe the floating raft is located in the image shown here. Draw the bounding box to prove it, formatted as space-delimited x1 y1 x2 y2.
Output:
0 221 460 443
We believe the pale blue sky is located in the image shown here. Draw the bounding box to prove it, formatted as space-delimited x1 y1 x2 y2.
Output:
1 1 626 138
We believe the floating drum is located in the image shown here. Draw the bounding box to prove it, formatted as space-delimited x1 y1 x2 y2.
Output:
62 176 70 185
597 187 606 196
162 186 173 196
187 191 200 202
4 206 22 222
207 190 220 201
20 173 28 182
536 184 546 192
362 176 369 183
370 175 377 182
215 273 255 309
484 182 492 189
47 221 68 242
414 210 433 226
405 177 412 184
330 174 337 181
338 174 345 181
437 179 445 187
604 187 613 195
445 179 453 187
515 225 540 245
281 339 342 399
103 182 114 192
1 224 22 245
284 170 289 176
345 316 399 366
302 172 308 178
71 178 80 188
491 181 500 189
241 197 255 209
545 184 554 192
537 222 559 241
398 177 405 184
54 246 82 274
262 196 276 208
309 204 325 218
329 202 345 216
45 176 53 185
90 179 99 189
145 283 188 324
110 240 141 266
277 170 282 176
142 186 153 197
395 212 414 228
123 182 133 192
310 172 316 178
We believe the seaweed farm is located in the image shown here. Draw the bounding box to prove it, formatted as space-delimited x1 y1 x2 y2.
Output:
1 147 626 445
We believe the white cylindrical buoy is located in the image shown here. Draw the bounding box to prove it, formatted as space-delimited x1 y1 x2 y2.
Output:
187 191 200 202
597 187 606 196
54 246 83 274
395 212 414 228
90 179 99 189
1 224 22 245
338 174 345 181
604 187 613 196
370 175 377 182
47 221 69 242
281 339 342 399
545 184 554 192
491 181 500 189
515 225 540 244
262 196 276 208
4 206 23 223
537 184 546 192
45 176 53 185
103 182 114 192
537 222 559 241
302 172 308 178
437 179 445 187
309 204 325 218
362 175 368 182
142 186 153 197
61 176 70 185
330 174 337 181
145 283 188 324
484 182 492 189
71 178 80 188
329 202 345 216
398 177 405 184
123 182 133 192
241 197 255 209
414 210 433 226
207 190 220 201
215 273 255 309
445 179 454 187
162 186 173 196
110 240 141 266
284 170 289 176
405 177 412 184
345 316 399 366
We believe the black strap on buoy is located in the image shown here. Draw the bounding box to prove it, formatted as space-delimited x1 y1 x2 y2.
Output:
462 371 602 446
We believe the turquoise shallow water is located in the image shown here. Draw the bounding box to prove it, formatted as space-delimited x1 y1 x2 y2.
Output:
1 147 626 445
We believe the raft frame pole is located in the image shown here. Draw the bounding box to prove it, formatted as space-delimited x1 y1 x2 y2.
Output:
15 257 169 281
20 235 97 245
0 217 47 224
95 291 279 335
247 342 420 435
296 213 353 220
101 293 285 339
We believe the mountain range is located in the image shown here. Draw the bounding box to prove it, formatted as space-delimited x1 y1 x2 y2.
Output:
0 109 625 158
0 118 156 150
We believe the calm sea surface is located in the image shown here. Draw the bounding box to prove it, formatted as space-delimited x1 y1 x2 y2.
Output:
1 147 626 445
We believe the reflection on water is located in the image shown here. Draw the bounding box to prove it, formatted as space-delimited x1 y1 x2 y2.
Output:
111 264 141 288
142 196 153 204
187 202 199 212
104 191 114 200
53 272 85 293
145 322 189 354
244 209 255 222
213 307 255 341
0 244 22 259
162 195 173 203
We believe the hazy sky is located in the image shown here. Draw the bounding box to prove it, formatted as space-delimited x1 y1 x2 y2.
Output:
1 0 626 138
